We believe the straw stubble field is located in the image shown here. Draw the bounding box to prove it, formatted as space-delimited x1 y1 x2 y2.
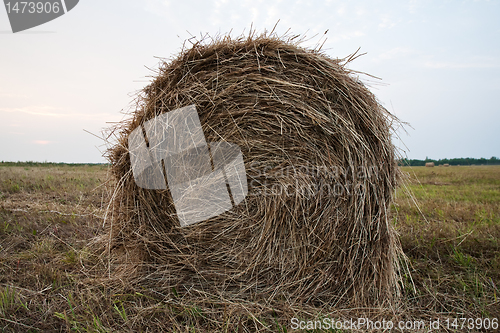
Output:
0 163 499 332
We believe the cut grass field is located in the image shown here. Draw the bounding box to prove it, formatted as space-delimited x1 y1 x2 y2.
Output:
0 163 499 332
394 166 500 322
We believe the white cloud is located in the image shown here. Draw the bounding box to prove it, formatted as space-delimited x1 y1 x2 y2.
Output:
33 140 52 145
355 5 367 17
378 16 397 29
143 0 171 17
329 31 365 42
408 0 423 14
0 106 118 121
374 47 414 62
0 106 65 117
0 91 29 99
336 4 346 16
423 58 500 69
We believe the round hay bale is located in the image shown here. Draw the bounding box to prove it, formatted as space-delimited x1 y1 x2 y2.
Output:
105 34 402 307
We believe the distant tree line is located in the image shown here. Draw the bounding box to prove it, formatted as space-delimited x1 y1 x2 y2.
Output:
399 156 500 166
1 158 499 168
0 161 109 167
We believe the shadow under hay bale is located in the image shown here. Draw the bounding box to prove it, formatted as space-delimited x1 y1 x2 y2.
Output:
103 33 403 308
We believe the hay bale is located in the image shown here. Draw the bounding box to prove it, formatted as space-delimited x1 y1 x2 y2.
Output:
105 34 402 307
425 162 435 167
443 163 450 167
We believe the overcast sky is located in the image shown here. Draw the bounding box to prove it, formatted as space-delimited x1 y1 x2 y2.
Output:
1 0 499 163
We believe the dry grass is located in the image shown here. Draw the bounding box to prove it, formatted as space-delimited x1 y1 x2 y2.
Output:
0 164 108 332
0 163 499 331
102 32 402 319
394 166 500 321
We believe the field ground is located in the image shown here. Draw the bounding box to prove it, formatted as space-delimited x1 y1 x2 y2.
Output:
0 163 499 332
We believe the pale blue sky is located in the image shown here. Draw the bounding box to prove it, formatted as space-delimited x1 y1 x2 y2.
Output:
1 0 499 163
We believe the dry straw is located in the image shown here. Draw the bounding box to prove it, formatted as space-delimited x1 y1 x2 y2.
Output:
102 32 403 311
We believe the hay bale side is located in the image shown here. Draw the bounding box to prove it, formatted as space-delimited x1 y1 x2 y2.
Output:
426 162 435 167
104 34 402 307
